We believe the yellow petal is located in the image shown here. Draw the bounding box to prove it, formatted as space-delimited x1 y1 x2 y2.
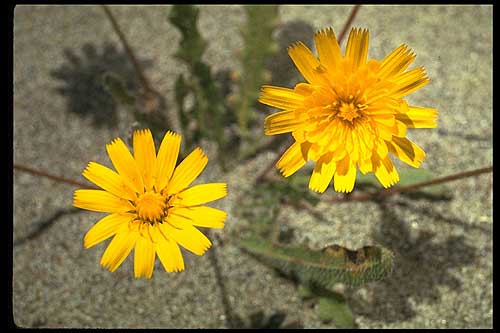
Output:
396 105 438 128
276 141 307 177
264 110 302 135
310 86 336 106
364 106 396 117
306 142 324 161
387 136 426 168
170 206 227 229
152 226 185 273
373 114 396 128
106 138 144 194
375 140 389 159
73 189 134 213
84 213 135 249
100 226 139 272
294 82 316 96
391 66 429 98
154 131 182 192
373 122 395 141
392 119 408 138
307 118 334 145
348 129 361 162
355 122 375 152
345 28 369 71
352 126 368 158
172 183 227 207
358 157 373 174
309 152 336 193
133 129 156 191
165 147 208 195
134 235 156 279
287 41 323 84
372 154 399 188
160 223 212 256
378 44 416 79
82 162 136 201
259 85 305 110
333 155 357 193
314 27 342 72
164 212 192 229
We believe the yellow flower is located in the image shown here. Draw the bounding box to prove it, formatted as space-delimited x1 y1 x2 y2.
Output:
73 129 227 278
260 27 438 193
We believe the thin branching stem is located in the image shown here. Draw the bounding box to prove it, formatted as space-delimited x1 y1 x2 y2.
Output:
337 5 361 43
101 5 153 93
254 4 362 184
13 164 96 189
324 166 493 203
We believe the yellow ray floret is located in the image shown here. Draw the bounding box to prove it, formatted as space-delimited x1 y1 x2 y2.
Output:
259 26 437 193
74 129 227 278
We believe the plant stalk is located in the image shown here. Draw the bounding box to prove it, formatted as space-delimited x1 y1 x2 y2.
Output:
14 164 96 189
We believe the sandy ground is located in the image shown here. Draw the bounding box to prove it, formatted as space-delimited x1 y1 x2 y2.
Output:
13 5 492 328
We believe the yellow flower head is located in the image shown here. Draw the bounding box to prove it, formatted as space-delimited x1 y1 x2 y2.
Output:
73 129 227 278
260 27 438 193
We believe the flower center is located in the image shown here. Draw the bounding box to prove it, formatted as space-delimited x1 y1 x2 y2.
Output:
136 191 167 223
338 102 361 122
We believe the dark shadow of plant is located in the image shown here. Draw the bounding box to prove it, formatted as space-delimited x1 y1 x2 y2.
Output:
347 198 478 323
50 42 154 128
14 208 82 247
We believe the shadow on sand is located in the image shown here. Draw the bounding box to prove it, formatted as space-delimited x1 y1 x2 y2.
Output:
347 198 479 323
50 42 154 128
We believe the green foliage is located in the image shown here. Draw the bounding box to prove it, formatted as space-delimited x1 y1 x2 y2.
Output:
169 5 281 167
316 288 355 328
298 282 355 327
174 74 190 142
240 237 394 288
168 5 206 67
235 5 279 135
169 5 225 160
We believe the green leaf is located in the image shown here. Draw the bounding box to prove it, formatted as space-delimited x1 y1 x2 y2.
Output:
168 5 206 67
297 284 314 299
168 5 226 163
317 292 354 328
236 5 279 133
240 237 395 288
